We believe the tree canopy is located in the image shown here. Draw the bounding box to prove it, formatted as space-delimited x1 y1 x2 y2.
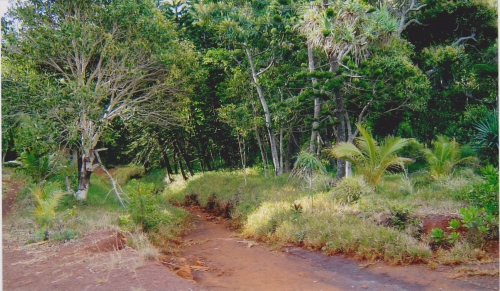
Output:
2 0 498 199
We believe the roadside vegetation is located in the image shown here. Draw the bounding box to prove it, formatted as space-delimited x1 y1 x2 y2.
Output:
164 160 498 265
3 163 191 262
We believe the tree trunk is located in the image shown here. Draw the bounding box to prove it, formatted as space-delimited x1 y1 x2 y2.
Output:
251 101 268 176
308 42 320 154
177 152 188 180
163 152 174 183
334 89 346 179
329 58 346 179
285 128 302 172
244 44 281 176
75 150 95 201
279 127 284 175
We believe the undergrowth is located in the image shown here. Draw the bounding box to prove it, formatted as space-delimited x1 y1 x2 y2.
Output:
164 168 498 266
5 166 191 258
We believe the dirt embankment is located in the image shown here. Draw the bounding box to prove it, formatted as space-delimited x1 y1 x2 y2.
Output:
2 170 203 291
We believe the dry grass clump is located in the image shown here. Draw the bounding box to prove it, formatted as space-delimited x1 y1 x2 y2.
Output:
242 192 430 264
113 165 145 185
126 232 158 261
434 242 491 265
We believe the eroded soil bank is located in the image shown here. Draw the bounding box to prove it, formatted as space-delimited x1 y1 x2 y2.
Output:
166 206 499 291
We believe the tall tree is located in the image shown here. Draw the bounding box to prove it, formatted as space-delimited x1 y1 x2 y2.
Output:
2 0 199 201
191 0 300 175
299 0 398 178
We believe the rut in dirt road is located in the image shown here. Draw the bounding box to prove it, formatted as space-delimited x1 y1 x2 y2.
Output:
168 206 499 291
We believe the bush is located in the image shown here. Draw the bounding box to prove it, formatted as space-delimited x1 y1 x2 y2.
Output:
114 165 145 185
467 165 498 215
330 175 374 204
126 181 170 232
30 182 65 236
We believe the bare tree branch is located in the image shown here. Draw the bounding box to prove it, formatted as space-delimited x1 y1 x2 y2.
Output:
452 34 477 46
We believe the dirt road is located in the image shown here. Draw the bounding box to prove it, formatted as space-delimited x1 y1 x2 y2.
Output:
172 207 499 291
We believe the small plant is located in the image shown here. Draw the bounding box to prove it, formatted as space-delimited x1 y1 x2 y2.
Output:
126 181 171 232
430 228 445 244
421 136 478 179
30 182 65 240
447 231 460 244
118 214 133 231
290 202 303 222
327 123 413 186
385 202 412 231
290 151 327 189
459 206 482 229
447 219 460 230
330 175 374 204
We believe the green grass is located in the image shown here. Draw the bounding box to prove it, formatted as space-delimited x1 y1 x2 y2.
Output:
113 164 145 185
6 167 191 255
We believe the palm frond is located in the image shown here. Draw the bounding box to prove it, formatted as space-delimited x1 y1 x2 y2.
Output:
327 124 412 186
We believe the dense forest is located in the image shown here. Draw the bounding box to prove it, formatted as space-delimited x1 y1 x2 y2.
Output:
1 0 497 195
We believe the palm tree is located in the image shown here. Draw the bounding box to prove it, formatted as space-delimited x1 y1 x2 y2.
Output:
326 124 413 186
421 136 478 179
30 182 65 240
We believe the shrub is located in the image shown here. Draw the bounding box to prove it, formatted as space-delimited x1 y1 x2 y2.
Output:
421 136 478 179
30 181 65 240
327 123 413 186
126 181 169 232
290 151 327 189
467 165 498 215
114 165 145 185
330 175 374 204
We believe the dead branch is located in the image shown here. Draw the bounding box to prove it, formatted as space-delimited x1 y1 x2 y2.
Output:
452 34 477 46
93 150 127 208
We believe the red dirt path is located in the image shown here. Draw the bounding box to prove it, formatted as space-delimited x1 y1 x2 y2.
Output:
167 206 499 291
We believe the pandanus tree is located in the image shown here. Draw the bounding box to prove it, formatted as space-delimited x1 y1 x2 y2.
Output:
2 0 198 202
327 124 413 186
298 0 398 178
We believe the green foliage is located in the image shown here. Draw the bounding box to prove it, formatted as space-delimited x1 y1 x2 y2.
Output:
458 206 498 244
30 182 65 238
17 151 49 182
290 151 327 188
467 165 499 215
327 124 413 186
126 181 170 232
472 109 498 165
330 175 374 204
447 219 461 231
421 136 478 179
430 228 445 244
